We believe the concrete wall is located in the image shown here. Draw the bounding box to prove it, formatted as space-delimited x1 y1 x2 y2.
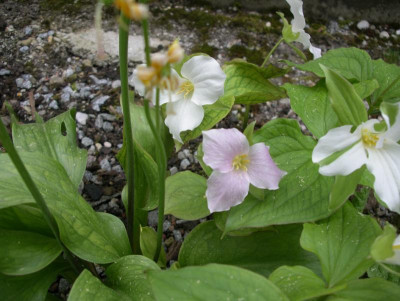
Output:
199 0 400 23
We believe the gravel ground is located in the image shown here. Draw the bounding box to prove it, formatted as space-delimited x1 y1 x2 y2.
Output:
1 0 400 298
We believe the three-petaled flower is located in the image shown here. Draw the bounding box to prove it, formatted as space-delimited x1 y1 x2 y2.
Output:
202 128 286 213
312 102 400 213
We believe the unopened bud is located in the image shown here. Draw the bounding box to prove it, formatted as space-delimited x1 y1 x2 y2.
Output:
130 3 149 21
151 53 168 71
137 66 156 87
167 40 184 63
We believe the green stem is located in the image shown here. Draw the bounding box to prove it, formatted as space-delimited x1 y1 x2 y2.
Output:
287 42 308 62
119 13 138 254
242 104 250 130
155 88 160 131
261 37 284 67
0 120 81 276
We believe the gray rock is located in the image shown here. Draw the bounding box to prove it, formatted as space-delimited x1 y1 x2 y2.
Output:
163 220 171 232
183 149 191 158
100 158 111 171
180 159 190 170
24 26 32 36
49 75 64 86
0 69 11 76
92 95 110 111
169 166 178 175
84 170 94 181
112 165 122 172
380 31 390 39
48 30 54 36
86 155 97 168
148 210 159 227
396 29 400 35
63 68 74 78
76 112 89 125
19 46 29 53
58 278 70 294
357 20 369 30
79 86 91 99
61 92 70 103
77 130 84 139
99 113 116 121
173 230 183 242
22 80 32 90
38 32 48 39
48 100 59 110
177 151 186 160
112 80 121 89
104 141 112 148
42 93 53 103
16 78 24 88
81 137 94 147
95 115 103 129
89 75 108 86
103 122 113 132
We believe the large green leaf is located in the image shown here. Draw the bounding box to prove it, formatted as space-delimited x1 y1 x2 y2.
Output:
0 229 61 276
106 255 160 301
0 257 69 301
0 153 131 263
269 266 345 301
69 270 130 301
224 60 286 104
12 110 87 188
0 205 52 237
321 65 368 126
368 263 400 285
139 226 166 268
148 263 289 301
179 95 235 144
165 171 210 220
327 278 400 301
223 119 334 232
284 81 338 138
178 221 321 277
371 59 400 102
300 203 382 287
287 47 372 82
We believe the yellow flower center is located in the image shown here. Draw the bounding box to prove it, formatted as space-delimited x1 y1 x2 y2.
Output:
232 154 250 171
361 128 379 147
177 81 194 98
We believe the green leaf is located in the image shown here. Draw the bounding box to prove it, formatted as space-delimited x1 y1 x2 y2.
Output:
69 270 130 301
300 202 382 287
243 121 256 144
321 65 368 126
140 226 166 268
0 257 69 301
353 79 379 99
223 119 335 232
351 186 370 211
106 255 160 301
0 229 61 276
179 95 235 144
286 47 373 82
12 109 87 188
0 205 52 237
178 221 321 277
196 143 212 177
148 263 289 301
380 101 400 127
370 223 397 262
165 171 210 220
284 81 338 138
368 263 400 285
0 153 131 263
223 60 286 104
371 59 400 102
328 278 400 301
277 12 300 43
329 167 365 210
269 266 345 301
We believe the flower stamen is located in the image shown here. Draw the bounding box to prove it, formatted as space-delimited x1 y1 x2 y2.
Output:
177 81 194 98
232 154 250 171
361 128 379 147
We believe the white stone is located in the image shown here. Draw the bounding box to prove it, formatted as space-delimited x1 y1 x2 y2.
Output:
169 166 178 175
180 159 190 170
95 143 103 151
104 141 112 148
357 20 369 30
81 137 94 147
100 158 111 171
92 95 110 111
380 31 390 39
76 112 89 125
111 80 121 89
49 100 59 110
396 29 400 35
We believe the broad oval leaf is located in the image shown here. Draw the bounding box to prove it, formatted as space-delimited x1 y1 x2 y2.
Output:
106 255 160 301
165 171 210 220
148 263 289 301
0 229 61 276
140 226 166 268
300 202 382 287
178 221 321 277
69 270 130 301
224 60 286 104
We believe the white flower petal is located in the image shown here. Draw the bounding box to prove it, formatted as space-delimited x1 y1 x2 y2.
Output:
312 125 362 163
384 235 400 265
181 55 226 106
295 30 311 48
309 44 322 59
319 141 367 176
382 102 400 143
366 141 400 214
159 68 186 105
206 170 250 213
130 66 146 97
287 0 306 31
202 128 249 173
165 99 204 143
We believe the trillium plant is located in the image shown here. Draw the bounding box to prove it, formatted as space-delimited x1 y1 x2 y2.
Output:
1 0 400 300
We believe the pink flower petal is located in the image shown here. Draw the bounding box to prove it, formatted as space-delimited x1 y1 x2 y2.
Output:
247 143 287 190
202 128 249 173
206 171 250 213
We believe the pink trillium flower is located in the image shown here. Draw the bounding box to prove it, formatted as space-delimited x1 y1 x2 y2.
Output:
202 128 287 213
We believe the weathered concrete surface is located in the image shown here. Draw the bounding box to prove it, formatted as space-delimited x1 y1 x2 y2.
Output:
201 0 400 23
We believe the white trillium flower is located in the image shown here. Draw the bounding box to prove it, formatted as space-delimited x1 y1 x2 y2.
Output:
312 103 400 213
286 0 322 59
383 235 400 266
132 55 226 143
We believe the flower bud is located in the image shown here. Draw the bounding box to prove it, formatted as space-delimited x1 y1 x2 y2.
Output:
167 40 184 63
114 0 148 21
137 65 156 87
151 53 168 71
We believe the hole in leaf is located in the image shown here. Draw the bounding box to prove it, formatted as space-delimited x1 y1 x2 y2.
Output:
61 122 67 136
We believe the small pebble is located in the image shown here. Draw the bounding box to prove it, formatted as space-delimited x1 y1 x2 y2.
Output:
112 80 121 89
95 115 103 129
75 112 89 125
169 166 178 175
92 95 110 111
81 137 94 147
102 122 114 132
61 92 70 103
100 158 111 171
266 21 271 27
177 151 186 160
148 210 158 227
396 29 400 35
356 20 369 30
95 143 103 151
163 220 172 232
19 46 29 53
104 141 112 148
180 159 190 170
173 230 183 242
63 68 74 78
380 31 390 39
49 100 59 110
0 69 10 76
24 26 32 36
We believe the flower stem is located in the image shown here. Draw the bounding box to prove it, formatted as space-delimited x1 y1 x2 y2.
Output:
0 119 81 276
242 104 250 130
287 42 308 62
119 13 138 254
261 37 284 68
